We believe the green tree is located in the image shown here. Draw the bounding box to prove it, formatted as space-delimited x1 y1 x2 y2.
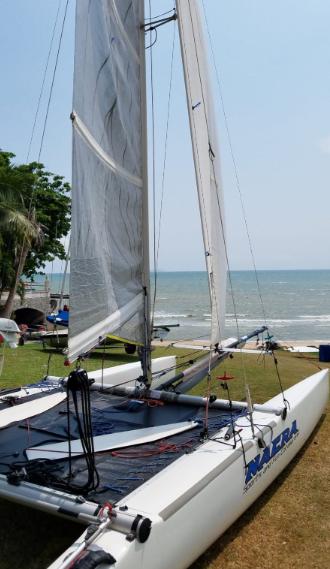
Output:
0 151 70 318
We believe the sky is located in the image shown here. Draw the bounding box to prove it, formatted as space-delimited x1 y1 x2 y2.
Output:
0 0 329 272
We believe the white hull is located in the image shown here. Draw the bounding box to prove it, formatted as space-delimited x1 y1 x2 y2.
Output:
85 356 177 389
48 369 328 569
42 330 68 349
45 355 176 389
0 357 176 428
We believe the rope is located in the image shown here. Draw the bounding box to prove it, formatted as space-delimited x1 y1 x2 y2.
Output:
45 353 53 377
0 343 5 378
203 354 212 437
145 27 158 50
236 430 249 472
111 439 193 459
65 369 100 494
101 342 106 391
271 352 290 409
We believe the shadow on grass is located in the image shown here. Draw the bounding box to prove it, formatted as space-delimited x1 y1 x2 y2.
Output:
84 351 138 364
190 414 326 568
0 499 81 569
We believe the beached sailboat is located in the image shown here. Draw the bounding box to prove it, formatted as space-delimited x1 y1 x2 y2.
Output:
0 2 328 568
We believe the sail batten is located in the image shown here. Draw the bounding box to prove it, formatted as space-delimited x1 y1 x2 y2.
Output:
69 292 144 362
73 113 143 188
69 0 148 363
111 0 141 63
176 0 227 345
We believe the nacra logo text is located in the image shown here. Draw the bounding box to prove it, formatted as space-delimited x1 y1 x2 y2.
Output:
245 420 299 485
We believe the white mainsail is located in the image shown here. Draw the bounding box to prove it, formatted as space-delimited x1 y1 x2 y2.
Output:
69 0 150 362
176 0 227 346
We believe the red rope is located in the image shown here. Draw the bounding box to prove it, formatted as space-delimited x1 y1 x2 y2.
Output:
139 398 164 407
111 439 193 458
98 501 113 518
68 550 85 569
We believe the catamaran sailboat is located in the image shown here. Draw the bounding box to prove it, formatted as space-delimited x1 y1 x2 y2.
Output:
0 2 328 568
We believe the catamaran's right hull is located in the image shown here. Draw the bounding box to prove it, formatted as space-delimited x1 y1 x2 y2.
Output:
49 369 328 569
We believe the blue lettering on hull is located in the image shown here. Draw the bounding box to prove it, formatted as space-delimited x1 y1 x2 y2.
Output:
245 420 299 485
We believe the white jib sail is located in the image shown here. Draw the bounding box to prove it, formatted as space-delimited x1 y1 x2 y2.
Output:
69 1 149 362
176 0 227 346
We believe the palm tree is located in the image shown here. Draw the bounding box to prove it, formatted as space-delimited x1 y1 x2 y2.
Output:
0 184 43 318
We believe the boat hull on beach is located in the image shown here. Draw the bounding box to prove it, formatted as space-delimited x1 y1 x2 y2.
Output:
1 0 325 566
45 369 328 569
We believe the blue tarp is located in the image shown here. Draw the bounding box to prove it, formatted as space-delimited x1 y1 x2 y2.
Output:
46 309 69 328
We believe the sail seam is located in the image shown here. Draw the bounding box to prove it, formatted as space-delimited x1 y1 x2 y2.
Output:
72 113 143 188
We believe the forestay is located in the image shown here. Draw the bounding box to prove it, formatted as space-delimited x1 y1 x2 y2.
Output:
176 0 227 346
69 0 149 362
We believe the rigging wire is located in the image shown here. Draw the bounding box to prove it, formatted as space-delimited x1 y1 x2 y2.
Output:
147 0 156 333
11 0 70 330
148 8 176 21
185 4 237 341
26 0 62 163
57 232 69 284
200 3 290 409
48 220 59 295
101 350 208 393
201 0 268 328
178 5 224 348
182 3 256 424
201 351 213 436
145 28 158 50
37 0 69 162
152 18 177 323
12 0 69 303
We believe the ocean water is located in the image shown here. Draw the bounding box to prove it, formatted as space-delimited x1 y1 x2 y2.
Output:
39 270 330 342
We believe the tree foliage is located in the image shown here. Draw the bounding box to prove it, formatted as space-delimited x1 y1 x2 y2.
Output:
0 151 70 314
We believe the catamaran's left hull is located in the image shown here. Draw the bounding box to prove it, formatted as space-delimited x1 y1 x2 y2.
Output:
48 369 328 569
0 357 176 430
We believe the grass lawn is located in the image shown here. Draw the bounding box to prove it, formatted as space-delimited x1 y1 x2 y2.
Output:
0 342 328 569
